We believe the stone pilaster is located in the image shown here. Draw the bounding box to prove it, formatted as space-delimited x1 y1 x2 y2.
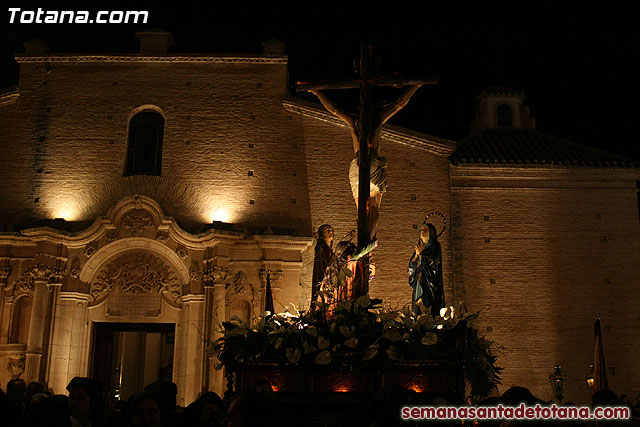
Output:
179 294 204 405
202 284 215 392
24 279 48 383
47 292 89 394
41 282 62 386
210 283 226 396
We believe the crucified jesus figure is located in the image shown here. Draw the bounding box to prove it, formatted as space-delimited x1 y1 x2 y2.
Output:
308 85 422 243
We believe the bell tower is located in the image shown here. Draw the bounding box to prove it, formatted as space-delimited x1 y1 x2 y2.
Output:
470 85 536 131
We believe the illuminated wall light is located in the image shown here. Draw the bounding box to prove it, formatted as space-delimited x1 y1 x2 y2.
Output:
50 199 79 221
209 208 231 223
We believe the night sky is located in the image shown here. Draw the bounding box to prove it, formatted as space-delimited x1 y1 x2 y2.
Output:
2 3 639 161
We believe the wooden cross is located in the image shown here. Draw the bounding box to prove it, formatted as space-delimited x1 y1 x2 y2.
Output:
297 45 438 285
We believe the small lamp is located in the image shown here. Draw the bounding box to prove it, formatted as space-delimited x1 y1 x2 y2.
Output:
585 363 594 394
549 365 567 403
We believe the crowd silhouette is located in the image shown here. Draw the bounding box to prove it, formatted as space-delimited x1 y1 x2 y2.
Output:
1 376 639 426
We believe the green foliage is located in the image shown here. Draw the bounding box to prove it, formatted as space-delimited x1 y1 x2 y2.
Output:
210 297 501 398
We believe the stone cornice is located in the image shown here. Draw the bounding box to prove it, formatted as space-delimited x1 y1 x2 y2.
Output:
450 164 640 190
450 164 640 180
19 219 114 247
252 235 313 250
15 54 288 65
1 195 310 255
0 86 20 107
232 235 313 251
0 235 36 246
156 221 242 249
0 343 27 357
229 260 303 267
59 291 90 302
182 294 206 303
384 124 457 156
282 98 457 156
10 195 243 249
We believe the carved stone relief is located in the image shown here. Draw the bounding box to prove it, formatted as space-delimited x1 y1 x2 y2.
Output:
259 269 284 288
203 266 230 285
188 261 200 283
230 271 249 295
225 271 261 322
121 209 155 236
69 257 81 280
7 356 25 379
85 245 96 257
90 252 181 304
0 263 11 284
31 264 57 281
6 264 56 295
175 246 188 260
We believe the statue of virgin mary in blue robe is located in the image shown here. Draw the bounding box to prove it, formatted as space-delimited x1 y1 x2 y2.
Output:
408 223 444 316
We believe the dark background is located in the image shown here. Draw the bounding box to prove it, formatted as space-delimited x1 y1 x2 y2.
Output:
2 2 639 160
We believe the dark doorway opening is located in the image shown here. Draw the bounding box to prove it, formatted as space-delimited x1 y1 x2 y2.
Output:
91 322 175 402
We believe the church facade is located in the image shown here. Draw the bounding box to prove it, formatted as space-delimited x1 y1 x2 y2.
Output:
0 33 638 405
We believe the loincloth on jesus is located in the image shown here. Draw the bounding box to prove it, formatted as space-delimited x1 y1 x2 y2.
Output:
348 153 388 200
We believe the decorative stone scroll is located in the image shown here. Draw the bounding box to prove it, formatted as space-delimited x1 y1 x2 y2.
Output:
90 252 181 304
121 209 155 236
189 268 200 282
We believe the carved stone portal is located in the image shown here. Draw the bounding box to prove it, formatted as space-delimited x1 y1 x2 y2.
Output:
90 252 181 304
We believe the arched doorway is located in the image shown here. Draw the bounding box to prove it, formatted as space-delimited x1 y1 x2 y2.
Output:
91 322 175 401
78 237 192 404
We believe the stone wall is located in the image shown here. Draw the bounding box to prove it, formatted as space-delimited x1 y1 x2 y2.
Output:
450 166 640 403
0 56 312 235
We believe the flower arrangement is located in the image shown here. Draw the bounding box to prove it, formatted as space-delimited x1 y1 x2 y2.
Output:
211 296 502 398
